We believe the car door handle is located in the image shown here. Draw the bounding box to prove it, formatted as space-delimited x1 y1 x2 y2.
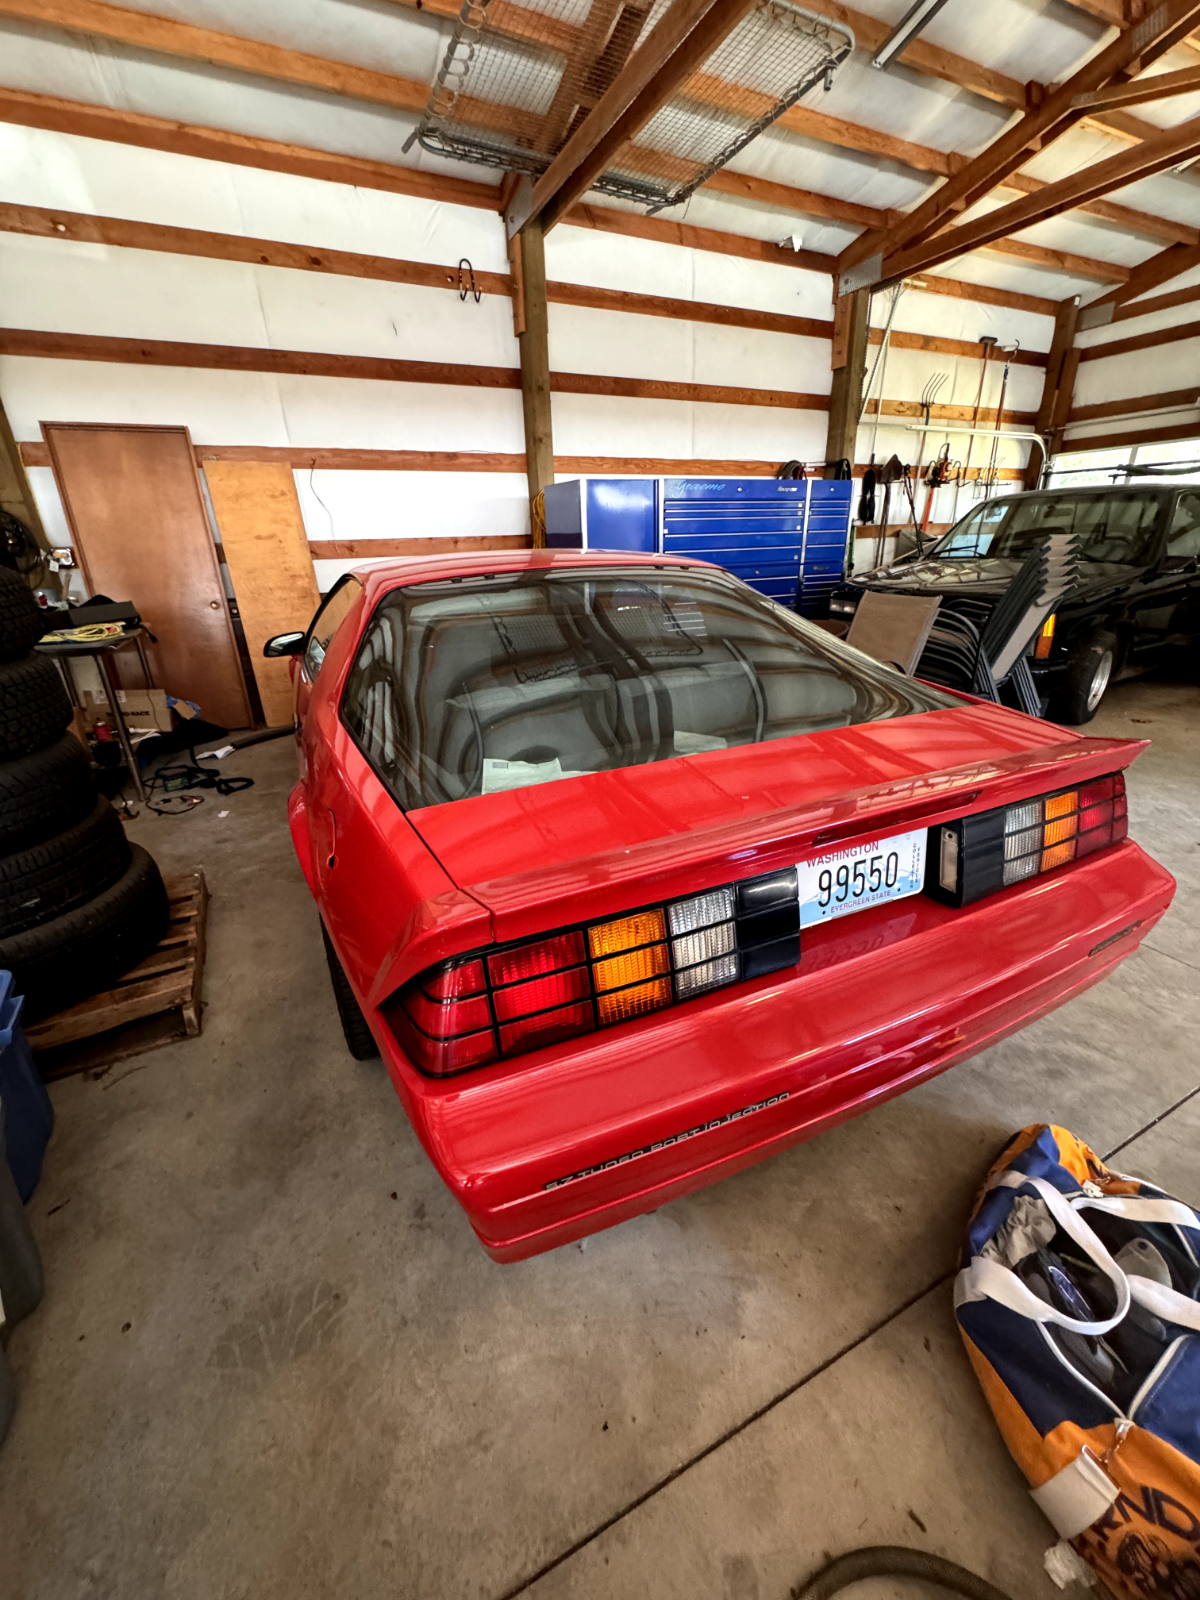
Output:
326 810 337 870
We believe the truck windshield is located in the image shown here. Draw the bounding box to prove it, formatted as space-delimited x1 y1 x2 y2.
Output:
933 493 1163 568
341 566 957 810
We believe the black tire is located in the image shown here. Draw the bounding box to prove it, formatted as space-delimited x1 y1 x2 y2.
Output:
0 844 169 1023
0 733 95 855
0 568 45 660
321 923 379 1059
0 797 131 938
0 653 72 759
1050 630 1118 726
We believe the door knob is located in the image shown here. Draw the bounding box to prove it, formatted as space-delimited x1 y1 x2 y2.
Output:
209 600 221 609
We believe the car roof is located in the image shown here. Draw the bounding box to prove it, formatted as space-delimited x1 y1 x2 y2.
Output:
353 547 712 605
982 485 1176 503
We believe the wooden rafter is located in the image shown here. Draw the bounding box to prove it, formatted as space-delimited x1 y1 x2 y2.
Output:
508 0 759 234
1071 61 1200 112
2 2 1196 274
837 0 1200 290
1077 237 1200 325
882 115 1200 284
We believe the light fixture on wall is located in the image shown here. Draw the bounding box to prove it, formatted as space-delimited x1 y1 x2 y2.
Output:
871 0 954 71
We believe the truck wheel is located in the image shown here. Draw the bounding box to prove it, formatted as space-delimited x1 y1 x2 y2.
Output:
321 923 379 1060
1050 631 1117 726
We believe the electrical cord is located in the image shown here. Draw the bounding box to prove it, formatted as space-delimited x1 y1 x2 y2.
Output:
143 753 254 816
791 1547 1016 1600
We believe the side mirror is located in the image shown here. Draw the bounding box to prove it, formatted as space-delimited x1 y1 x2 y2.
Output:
263 631 305 658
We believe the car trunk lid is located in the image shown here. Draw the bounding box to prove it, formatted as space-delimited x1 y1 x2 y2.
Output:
405 702 1146 944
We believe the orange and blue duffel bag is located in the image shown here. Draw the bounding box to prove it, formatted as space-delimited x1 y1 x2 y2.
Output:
955 1124 1200 1600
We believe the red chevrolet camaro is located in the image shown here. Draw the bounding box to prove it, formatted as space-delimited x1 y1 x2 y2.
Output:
266 550 1175 1262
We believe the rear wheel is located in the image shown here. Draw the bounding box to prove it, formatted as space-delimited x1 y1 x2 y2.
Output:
321 923 379 1060
1051 631 1117 725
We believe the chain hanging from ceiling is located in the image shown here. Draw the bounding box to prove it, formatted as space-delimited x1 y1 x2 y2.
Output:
405 0 855 214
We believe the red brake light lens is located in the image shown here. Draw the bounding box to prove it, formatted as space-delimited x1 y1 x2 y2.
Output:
389 871 798 1076
487 931 585 987
935 771 1128 906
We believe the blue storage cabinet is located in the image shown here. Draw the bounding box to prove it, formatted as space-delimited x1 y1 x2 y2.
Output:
661 478 806 608
801 478 855 616
542 476 851 612
543 478 657 552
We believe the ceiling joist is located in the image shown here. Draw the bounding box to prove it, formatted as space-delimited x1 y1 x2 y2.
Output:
884 115 1200 283
838 0 1200 290
0 0 1194 290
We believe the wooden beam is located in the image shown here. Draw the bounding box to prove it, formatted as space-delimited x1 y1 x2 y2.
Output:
1077 239 1200 326
0 82 1189 289
1026 296 1079 488
515 220 553 506
1104 280 1200 325
513 0 756 233
0 326 832 410
20 438 1033 479
307 536 532 559
0 0 430 114
1057 417 1200 454
1067 385 1200 424
1078 316 1200 360
982 237 1129 284
560 201 833 274
1070 62 1200 112
871 328 1048 366
1004 173 1199 249
864 398 1037 428
882 115 1200 283
838 1 1200 284
824 287 869 473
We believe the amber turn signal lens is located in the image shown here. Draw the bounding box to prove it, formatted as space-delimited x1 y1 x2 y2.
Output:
1035 613 1056 659
588 909 666 959
1041 840 1076 872
597 977 671 1026
593 943 669 993
1043 813 1079 848
1044 791 1077 821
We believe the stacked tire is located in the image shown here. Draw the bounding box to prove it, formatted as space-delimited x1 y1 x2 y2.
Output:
0 569 168 1022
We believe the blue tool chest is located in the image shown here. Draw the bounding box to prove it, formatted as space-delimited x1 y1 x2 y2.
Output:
543 476 852 614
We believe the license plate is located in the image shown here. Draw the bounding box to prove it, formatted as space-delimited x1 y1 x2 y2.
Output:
797 827 928 928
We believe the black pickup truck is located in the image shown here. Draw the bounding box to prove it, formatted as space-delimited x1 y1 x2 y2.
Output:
828 484 1200 723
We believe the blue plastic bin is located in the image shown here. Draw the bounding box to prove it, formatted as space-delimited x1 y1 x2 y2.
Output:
0 972 53 1202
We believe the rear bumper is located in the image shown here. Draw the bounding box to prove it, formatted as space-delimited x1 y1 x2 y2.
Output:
376 842 1174 1261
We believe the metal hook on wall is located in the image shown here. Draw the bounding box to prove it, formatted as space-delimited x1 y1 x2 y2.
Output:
458 258 481 304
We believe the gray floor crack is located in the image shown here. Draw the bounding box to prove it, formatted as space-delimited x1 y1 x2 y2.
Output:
497 1088 1200 1598
494 1270 954 1599
1141 939 1200 975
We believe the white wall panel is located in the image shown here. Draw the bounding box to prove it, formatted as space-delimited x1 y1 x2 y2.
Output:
0 234 272 345
291 470 529 545
272 376 523 451
1073 336 1200 409
0 355 291 441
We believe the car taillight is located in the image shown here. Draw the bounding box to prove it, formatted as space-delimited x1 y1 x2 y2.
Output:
388 867 800 1076
929 773 1128 908
1034 613 1056 659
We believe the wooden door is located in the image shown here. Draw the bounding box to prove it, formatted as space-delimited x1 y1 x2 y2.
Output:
43 423 251 729
203 461 320 727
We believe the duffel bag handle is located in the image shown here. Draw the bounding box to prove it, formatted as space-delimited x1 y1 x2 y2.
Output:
1075 1192 1200 1334
958 1174 1131 1337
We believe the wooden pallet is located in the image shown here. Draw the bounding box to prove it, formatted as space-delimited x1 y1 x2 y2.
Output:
26 871 209 1080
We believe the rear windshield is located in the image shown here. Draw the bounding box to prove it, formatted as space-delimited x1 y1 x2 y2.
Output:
932 492 1165 570
341 567 956 810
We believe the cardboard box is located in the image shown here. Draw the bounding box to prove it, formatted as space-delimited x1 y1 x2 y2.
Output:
82 687 173 733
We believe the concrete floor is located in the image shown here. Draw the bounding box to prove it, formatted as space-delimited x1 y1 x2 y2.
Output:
2 670 1197 1600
